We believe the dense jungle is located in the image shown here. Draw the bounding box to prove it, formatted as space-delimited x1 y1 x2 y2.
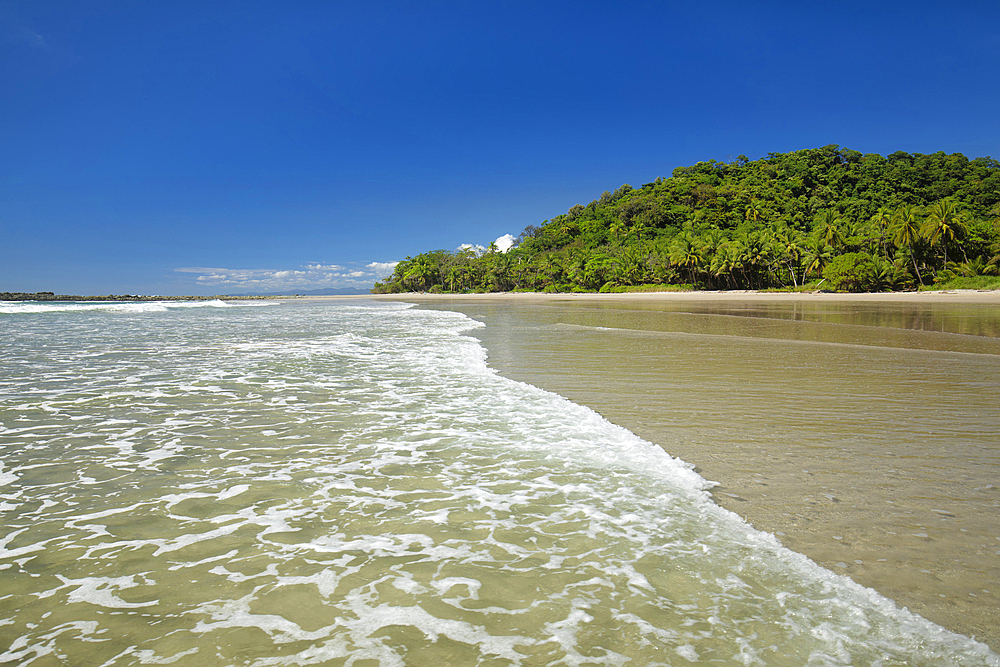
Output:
372 146 1000 293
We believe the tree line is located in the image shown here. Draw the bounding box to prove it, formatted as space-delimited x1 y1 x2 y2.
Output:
372 146 1000 293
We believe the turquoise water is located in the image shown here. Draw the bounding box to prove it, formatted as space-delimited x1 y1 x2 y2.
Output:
0 300 997 665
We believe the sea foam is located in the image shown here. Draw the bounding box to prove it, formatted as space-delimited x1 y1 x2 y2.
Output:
0 300 996 666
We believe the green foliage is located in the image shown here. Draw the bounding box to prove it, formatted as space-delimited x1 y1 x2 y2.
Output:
373 146 1000 294
922 275 1000 291
599 284 696 293
822 253 885 292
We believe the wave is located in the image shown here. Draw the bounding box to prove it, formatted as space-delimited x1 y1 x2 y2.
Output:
0 299 277 315
1 300 995 665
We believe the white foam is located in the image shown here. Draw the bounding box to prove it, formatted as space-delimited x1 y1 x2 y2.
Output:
0 298 238 315
0 528 50 559
127 648 200 664
191 593 339 641
56 574 158 608
0 463 17 486
1 299 996 666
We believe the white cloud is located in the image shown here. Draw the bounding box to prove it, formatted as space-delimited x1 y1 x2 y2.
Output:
174 261 401 293
494 234 516 252
304 263 345 271
458 243 486 255
458 234 516 255
366 261 399 278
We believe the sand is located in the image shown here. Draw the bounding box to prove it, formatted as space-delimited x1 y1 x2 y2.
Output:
321 290 1000 649
367 287 1000 305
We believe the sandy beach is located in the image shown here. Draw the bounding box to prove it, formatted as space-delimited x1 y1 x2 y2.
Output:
375 287 1000 303
354 289 1000 650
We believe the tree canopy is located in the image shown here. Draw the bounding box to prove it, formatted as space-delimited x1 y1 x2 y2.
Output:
373 146 1000 294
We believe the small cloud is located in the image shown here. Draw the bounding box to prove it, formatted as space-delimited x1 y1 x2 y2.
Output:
304 263 345 271
175 267 231 273
17 27 47 49
458 243 486 256
494 234 516 253
366 261 399 279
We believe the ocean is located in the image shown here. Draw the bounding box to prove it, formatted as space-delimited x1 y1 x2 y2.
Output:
0 299 996 666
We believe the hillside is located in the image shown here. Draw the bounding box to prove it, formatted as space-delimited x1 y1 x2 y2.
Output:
373 146 1000 293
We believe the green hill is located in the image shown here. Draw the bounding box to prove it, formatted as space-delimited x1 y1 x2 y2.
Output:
373 145 1000 294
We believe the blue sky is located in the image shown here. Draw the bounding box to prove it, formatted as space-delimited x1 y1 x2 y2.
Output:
2 1 998 295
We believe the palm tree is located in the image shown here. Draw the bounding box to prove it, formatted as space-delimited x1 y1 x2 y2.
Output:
630 222 648 244
669 233 701 284
801 236 833 284
445 264 464 292
483 252 513 291
512 254 533 290
402 256 435 291
710 241 742 289
537 253 562 287
813 209 845 249
615 247 644 285
890 204 925 285
951 256 1000 278
921 200 969 267
697 229 726 289
609 221 626 245
738 230 772 289
774 227 806 287
870 207 892 258
872 255 907 292
563 248 589 287
584 252 615 288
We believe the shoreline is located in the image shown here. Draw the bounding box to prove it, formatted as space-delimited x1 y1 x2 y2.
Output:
9 287 997 305
310 287 1000 305
0 292 278 302
364 290 1000 650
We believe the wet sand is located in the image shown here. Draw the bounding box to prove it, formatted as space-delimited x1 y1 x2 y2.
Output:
369 290 1000 650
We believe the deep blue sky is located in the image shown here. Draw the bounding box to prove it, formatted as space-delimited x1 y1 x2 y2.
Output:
2 1 998 295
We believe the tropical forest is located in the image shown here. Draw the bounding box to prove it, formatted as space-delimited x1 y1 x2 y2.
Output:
372 146 1000 293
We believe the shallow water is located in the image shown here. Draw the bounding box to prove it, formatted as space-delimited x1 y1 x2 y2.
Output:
1 300 998 665
421 296 1000 651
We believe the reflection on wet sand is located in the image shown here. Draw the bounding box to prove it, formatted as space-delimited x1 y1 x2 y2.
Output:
412 295 1000 651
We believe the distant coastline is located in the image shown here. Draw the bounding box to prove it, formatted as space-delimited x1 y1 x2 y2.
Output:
0 292 277 302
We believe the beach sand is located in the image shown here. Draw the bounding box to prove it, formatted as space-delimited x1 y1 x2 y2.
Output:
354 290 1000 649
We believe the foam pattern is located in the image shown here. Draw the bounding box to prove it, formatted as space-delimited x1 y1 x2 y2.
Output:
0 301 996 665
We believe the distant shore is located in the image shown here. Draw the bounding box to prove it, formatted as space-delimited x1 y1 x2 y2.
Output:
0 292 284 302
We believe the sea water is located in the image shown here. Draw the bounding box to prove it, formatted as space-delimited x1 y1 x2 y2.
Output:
0 299 996 666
